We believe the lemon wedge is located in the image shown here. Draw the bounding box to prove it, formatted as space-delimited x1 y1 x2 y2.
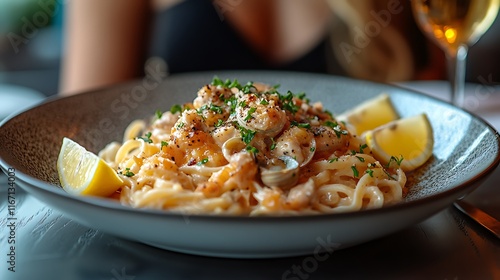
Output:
337 93 399 135
365 113 434 172
57 137 124 196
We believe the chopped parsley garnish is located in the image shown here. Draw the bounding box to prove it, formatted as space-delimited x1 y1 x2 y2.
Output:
384 170 396 180
270 138 277 150
211 76 231 87
295 92 310 104
359 144 368 154
170 104 183 114
210 104 223 114
393 155 404 165
291 121 311 129
229 97 238 110
197 158 209 166
328 158 339 163
366 169 374 177
238 126 256 144
176 122 185 129
227 79 241 89
265 84 280 95
333 125 349 138
245 107 257 121
221 95 238 114
241 81 256 94
260 99 269 105
123 168 135 177
351 165 359 177
193 103 221 116
161 141 168 149
211 77 255 93
325 121 349 138
324 120 336 128
137 132 153 144
356 156 365 162
246 145 259 154
386 155 404 168
155 110 163 119
280 91 300 114
214 119 224 127
310 147 316 152
196 105 207 115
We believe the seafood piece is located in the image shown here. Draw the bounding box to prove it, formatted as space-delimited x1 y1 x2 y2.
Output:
271 126 316 166
261 156 299 189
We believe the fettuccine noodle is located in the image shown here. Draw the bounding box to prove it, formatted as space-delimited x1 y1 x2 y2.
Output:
99 78 407 215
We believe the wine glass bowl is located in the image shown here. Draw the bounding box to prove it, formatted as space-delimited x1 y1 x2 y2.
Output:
411 0 500 107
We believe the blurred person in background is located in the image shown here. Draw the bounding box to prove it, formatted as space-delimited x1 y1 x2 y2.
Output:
59 0 445 95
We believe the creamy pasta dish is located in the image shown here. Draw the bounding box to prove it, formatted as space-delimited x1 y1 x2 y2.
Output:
99 78 407 215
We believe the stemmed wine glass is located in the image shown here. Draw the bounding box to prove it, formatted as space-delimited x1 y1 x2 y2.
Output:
411 0 499 107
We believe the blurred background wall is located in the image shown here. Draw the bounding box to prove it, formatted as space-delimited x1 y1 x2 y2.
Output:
0 0 62 97
0 0 499 98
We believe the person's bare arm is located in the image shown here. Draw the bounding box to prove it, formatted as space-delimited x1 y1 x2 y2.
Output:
59 0 150 95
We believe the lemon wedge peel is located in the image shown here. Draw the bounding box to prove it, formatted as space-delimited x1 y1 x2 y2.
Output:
365 113 434 172
337 93 399 135
57 137 124 197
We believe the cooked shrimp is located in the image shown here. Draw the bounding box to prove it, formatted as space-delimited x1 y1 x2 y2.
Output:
168 110 227 166
235 92 287 137
271 126 316 166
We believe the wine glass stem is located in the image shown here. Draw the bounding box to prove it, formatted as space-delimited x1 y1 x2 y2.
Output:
447 44 468 107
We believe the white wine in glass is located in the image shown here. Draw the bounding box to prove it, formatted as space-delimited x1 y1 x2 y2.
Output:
411 0 500 107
